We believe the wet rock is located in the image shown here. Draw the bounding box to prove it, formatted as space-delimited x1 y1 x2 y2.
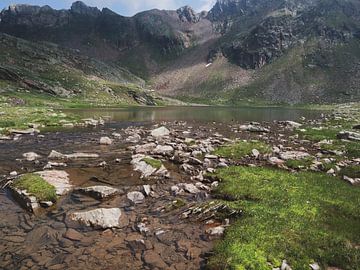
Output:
68 208 122 229
36 170 72 195
99 136 113 145
131 154 169 178
23 152 41 161
48 150 99 159
135 143 156 154
279 151 310 160
126 133 141 143
143 250 168 269
76 186 122 200
206 226 225 236
337 131 360 141
240 124 269 133
153 145 174 155
64 228 83 241
127 191 145 204
143 185 151 196
151 126 170 138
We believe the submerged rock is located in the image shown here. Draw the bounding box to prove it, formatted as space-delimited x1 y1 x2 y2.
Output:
48 150 99 159
76 186 122 200
68 208 122 229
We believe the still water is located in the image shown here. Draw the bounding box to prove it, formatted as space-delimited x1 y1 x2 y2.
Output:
65 106 322 123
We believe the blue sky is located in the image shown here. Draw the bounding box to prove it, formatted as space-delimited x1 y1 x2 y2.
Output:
0 0 216 16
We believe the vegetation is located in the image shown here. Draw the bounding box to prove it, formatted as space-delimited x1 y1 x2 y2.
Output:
142 157 162 169
213 141 271 159
285 157 314 169
209 166 360 270
14 174 57 202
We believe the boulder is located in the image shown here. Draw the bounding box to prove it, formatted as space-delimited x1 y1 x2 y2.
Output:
135 143 156 154
151 126 170 138
240 124 269 133
99 137 113 145
68 208 121 229
23 152 41 161
153 145 174 155
76 186 122 200
35 170 72 195
131 154 169 178
279 151 310 160
337 131 360 141
127 191 145 204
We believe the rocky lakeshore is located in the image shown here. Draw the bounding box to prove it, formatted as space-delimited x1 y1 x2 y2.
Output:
0 104 359 270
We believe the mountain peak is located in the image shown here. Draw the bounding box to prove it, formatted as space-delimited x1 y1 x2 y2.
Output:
70 1 101 16
177 5 200 23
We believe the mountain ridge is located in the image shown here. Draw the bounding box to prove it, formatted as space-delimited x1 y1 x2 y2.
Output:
0 0 359 105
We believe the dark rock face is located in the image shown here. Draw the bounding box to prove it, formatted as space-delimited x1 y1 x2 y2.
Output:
177 6 200 23
70 1 101 17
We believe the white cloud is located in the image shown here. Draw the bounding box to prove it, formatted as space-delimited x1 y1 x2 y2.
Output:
197 0 216 12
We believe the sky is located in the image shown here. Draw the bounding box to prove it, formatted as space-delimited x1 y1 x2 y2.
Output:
0 0 217 16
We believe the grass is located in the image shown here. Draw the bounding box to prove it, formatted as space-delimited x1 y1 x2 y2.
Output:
209 166 360 270
285 157 314 169
213 141 271 159
0 106 81 134
142 157 162 169
14 174 57 202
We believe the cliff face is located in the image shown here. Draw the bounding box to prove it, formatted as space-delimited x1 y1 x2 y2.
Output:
1 0 360 104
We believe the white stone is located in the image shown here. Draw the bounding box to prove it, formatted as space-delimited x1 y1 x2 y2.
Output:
127 191 145 204
68 208 121 229
100 137 113 145
78 186 120 199
279 151 310 160
206 226 225 236
23 152 41 161
35 170 72 195
151 126 170 138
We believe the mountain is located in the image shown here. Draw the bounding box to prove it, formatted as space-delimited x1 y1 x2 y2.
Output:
0 0 360 105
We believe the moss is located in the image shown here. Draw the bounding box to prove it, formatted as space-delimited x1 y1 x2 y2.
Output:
213 141 271 159
14 174 57 202
285 157 314 169
142 157 162 169
209 166 360 270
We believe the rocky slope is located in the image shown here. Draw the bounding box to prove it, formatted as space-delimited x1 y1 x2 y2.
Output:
1 0 360 104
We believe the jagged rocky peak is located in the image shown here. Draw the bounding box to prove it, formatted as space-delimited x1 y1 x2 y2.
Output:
176 6 200 23
70 1 101 16
1 3 54 16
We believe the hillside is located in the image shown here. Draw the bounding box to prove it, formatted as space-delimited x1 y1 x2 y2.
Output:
0 33 157 107
0 0 360 105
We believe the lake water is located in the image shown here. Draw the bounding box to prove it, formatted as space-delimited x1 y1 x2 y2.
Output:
65 106 322 123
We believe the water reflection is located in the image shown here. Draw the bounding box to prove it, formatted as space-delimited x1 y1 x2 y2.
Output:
64 106 322 123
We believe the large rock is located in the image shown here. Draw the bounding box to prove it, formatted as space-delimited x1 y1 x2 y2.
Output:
68 208 121 229
153 145 174 155
239 124 269 133
22 152 41 161
279 151 310 160
76 186 122 200
151 126 170 138
131 154 169 179
99 136 113 145
135 143 156 154
48 150 99 159
337 131 360 141
127 191 145 204
35 170 72 195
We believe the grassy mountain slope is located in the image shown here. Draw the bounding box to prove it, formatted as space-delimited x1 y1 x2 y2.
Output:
0 33 157 107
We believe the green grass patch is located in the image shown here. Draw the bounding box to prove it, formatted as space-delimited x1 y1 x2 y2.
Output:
213 141 271 159
14 174 57 202
285 157 314 169
209 166 360 270
299 127 340 141
142 157 162 169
